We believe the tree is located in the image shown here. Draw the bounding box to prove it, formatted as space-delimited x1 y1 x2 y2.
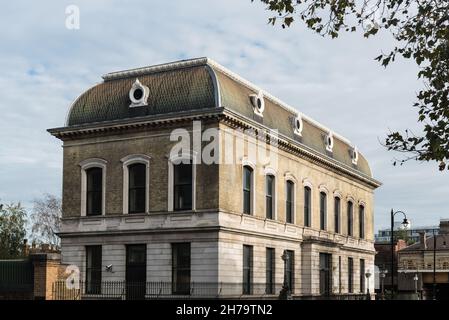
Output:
30 194 62 247
254 0 449 170
0 201 27 258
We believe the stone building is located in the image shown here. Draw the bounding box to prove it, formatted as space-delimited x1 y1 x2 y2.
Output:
48 57 381 299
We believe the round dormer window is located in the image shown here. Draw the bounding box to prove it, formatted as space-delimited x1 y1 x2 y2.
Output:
129 78 149 108
325 132 334 152
293 114 303 136
249 91 265 116
133 88 143 100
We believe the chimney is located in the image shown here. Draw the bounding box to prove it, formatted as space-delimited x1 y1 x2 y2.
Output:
439 220 449 234
419 232 427 249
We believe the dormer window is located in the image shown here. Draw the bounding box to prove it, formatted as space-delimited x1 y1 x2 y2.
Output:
293 114 303 136
129 79 149 108
249 91 265 116
325 132 334 152
351 146 359 165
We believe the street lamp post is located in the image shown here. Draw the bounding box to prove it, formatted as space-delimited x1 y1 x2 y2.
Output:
379 270 387 300
279 250 291 300
365 269 372 300
433 229 437 300
413 273 419 300
390 209 409 300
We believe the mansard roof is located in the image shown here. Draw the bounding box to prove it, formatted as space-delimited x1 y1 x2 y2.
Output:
60 57 376 180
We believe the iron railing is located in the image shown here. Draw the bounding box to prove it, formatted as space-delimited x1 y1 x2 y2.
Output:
52 281 368 300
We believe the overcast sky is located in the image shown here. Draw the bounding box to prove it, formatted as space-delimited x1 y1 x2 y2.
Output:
0 0 447 231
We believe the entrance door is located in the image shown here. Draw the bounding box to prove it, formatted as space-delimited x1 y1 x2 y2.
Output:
126 244 146 300
319 253 332 296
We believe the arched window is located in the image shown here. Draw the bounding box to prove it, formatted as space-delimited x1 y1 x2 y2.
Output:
320 192 327 230
286 180 294 224
243 166 253 215
334 197 341 233
80 158 107 216
121 154 150 214
304 186 311 227
86 167 103 216
359 205 365 239
174 162 193 211
266 174 275 219
128 163 146 214
347 201 354 236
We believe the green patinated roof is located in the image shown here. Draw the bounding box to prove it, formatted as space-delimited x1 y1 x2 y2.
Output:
65 57 374 179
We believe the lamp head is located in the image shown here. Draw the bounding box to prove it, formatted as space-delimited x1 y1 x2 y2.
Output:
402 218 409 227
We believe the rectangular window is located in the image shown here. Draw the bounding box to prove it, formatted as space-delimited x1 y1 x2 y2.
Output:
86 245 102 294
360 259 365 293
304 187 311 227
359 205 365 239
347 201 353 236
319 253 332 296
338 256 342 293
266 248 275 294
285 250 294 292
174 163 192 211
172 243 191 295
286 181 294 223
348 257 354 293
128 163 146 214
320 192 327 230
243 166 253 214
243 245 253 294
126 244 147 300
86 168 102 216
334 197 340 233
266 175 274 219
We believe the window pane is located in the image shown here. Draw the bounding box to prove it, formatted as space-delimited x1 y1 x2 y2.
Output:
243 166 252 214
320 192 326 230
174 163 193 211
86 245 102 294
243 245 253 294
86 167 102 216
266 248 275 294
172 243 191 294
360 259 365 293
359 205 365 239
347 201 353 236
266 175 274 220
304 187 311 227
286 181 293 223
348 257 354 293
334 197 340 233
285 250 294 292
128 163 146 213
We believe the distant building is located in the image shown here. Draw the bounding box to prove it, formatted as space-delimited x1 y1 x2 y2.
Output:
375 222 439 244
397 220 449 300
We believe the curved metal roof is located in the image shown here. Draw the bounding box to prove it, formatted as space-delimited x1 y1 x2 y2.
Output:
65 57 374 178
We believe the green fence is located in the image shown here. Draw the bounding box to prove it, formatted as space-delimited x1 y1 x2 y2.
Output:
0 259 34 293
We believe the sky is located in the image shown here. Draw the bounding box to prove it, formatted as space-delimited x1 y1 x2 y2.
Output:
0 0 447 232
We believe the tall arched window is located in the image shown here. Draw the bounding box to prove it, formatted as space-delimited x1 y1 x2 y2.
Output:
334 197 341 233
347 201 354 236
121 154 150 215
359 205 365 239
320 192 327 230
265 175 275 219
286 181 294 224
304 186 311 227
128 163 146 214
174 162 193 211
86 167 103 216
80 158 107 217
243 166 253 215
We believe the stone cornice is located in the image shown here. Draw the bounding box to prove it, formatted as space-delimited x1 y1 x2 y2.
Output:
48 108 381 188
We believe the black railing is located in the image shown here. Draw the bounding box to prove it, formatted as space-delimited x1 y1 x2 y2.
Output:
52 281 368 300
